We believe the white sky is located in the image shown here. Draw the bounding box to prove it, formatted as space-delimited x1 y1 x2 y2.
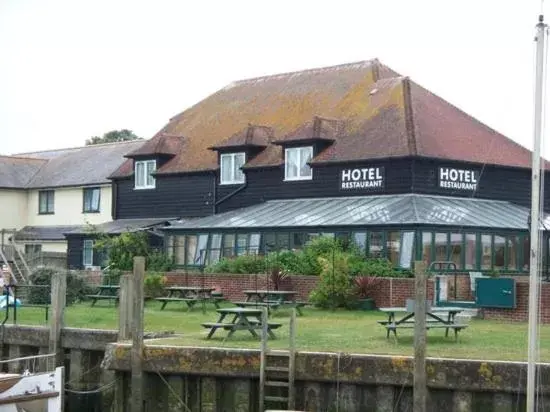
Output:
0 0 547 156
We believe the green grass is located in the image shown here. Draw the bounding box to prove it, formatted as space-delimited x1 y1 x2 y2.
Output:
9 302 549 361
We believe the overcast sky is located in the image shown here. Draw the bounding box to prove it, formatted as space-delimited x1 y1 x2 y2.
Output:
0 1 547 157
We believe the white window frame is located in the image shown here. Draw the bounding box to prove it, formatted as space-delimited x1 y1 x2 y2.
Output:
284 146 313 181
220 152 246 185
134 160 156 189
83 239 94 267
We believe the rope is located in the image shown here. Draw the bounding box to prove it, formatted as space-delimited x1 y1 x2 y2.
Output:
65 379 116 395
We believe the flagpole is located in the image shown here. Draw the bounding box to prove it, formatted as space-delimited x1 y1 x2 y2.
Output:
527 13 547 412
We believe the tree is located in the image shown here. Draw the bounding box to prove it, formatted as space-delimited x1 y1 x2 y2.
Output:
85 129 142 145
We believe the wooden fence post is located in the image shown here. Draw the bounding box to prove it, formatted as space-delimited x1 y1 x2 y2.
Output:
118 274 134 341
413 261 427 412
49 272 66 367
131 257 145 412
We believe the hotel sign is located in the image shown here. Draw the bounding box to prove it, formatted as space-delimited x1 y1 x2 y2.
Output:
438 167 479 191
341 167 384 190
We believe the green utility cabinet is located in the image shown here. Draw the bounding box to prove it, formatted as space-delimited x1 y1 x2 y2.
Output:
475 278 516 309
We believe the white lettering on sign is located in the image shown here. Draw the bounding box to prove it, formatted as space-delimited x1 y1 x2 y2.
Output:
341 167 384 190
438 167 479 191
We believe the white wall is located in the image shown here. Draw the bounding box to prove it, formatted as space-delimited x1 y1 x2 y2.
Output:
0 189 28 231
26 185 112 227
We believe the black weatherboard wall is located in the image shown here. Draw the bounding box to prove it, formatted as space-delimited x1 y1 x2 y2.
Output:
113 173 215 219
216 158 413 213
111 156 550 221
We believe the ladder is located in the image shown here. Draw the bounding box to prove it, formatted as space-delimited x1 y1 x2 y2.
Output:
259 308 298 412
0 242 30 286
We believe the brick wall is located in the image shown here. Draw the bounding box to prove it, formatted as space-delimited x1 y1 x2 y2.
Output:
481 278 550 323
163 272 433 308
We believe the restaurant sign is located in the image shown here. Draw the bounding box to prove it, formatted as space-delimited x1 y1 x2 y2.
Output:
341 167 384 190
438 167 479 191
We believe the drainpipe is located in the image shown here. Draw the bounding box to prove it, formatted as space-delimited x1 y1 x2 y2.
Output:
211 171 217 215
215 183 247 210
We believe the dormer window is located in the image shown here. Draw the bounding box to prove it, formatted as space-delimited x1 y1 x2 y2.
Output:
220 152 246 185
135 160 156 189
285 147 313 181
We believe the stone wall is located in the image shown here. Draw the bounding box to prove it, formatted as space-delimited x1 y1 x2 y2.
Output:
163 272 434 308
104 344 550 412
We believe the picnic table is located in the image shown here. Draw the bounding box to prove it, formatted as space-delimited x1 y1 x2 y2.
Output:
86 285 120 307
156 286 223 311
234 290 307 316
378 306 468 341
201 307 282 340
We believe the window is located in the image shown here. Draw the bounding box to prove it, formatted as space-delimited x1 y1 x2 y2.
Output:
481 234 492 270
223 234 236 258
399 231 415 269
83 240 94 267
465 234 476 269
386 231 400 266
352 232 367 253
422 232 432 264
507 236 518 270
237 234 248 255
83 187 101 213
369 232 383 258
450 233 463 269
25 244 42 256
284 146 313 180
434 233 448 262
38 190 55 214
494 235 506 270
185 235 198 265
135 160 156 189
220 153 246 185
174 236 185 265
194 234 208 265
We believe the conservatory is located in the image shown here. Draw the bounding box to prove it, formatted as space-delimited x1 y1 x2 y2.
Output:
163 193 546 273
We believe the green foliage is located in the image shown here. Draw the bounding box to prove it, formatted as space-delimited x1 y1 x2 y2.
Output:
202 235 411 278
309 254 357 309
94 231 174 272
27 268 92 305
144 273 167 297
85 129 142 145
204 254 266 274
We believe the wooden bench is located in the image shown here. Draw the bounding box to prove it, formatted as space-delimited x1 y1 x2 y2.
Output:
234 301 307 315
86 294 119 307
156 296 224 311
384 323 468 341
201 321 282 337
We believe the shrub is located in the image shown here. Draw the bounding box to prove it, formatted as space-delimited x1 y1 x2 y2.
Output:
144 273 167 297
353 275 382 299
95 231 174 272
205 254 266 274
27 268 92 305
309 253 357 309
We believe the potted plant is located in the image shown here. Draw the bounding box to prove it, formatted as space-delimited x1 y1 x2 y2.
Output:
353 276 380 310
270 266 289 291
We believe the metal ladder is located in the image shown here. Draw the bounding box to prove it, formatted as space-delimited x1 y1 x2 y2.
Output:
259 308 298 412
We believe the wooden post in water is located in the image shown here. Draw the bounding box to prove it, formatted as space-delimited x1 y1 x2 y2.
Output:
288 308 297 410
413 261 427 412
131 257 145 412
49 271 66 367
259 306 268 412
118 274 134 341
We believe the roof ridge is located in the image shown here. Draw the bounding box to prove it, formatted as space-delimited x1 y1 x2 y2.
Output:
0 155 47 162
228 59 378 87
14 139 143 156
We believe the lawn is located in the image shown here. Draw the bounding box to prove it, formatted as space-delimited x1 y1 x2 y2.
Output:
9 301 547 362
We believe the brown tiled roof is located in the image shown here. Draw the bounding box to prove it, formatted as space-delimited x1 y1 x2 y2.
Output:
272 116 344 145
208 124 273 150
111 59 539 177
124 134 183 157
